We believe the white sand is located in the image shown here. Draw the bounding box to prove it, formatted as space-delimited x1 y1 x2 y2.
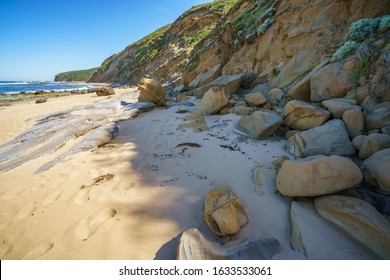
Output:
0 89 377 259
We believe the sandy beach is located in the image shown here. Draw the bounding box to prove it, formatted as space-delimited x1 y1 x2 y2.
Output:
0 89 379 260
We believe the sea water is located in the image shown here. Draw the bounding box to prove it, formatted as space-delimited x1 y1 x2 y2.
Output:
0 81 95 95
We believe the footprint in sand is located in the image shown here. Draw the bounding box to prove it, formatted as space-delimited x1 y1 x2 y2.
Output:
73 188 91 204
0 186 25 200
0 239 13 258
42 191 61 206
16 202 38 219
113 181 135 196
22 242 54 259
75 208 117 240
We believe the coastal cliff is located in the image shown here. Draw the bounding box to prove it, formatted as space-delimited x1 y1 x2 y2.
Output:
88 0 390 88
54 67 98 82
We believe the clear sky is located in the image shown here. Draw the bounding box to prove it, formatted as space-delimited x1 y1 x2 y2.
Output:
0 0 208 81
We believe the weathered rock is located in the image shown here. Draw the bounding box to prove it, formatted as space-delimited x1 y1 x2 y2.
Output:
193 74 243 98
283 100 331 130
203 187 248 236
268 88 283 103
287 120 355 157
244 92 267 107
310 61 353 102
180 113 209 133
287 59 330 101
234 111 283 140
138 78 166 106
352 135 367 150
315 195 390 259
322 98 360 119
364 102 390 131
276 155 362 197
362 95 380 109
382 126 390 135
175 93 188 102
342 108 364 138
177 228 281 260
95 87 115 96
35 98 47 104
359 133 390 160
361 149 390 194
188 64 222 89
195 87 229 115
233 105 253 115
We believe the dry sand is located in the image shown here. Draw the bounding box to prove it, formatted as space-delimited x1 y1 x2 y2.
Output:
0 89 377 260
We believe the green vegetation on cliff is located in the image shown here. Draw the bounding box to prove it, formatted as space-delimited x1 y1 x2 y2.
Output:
54 67 99 82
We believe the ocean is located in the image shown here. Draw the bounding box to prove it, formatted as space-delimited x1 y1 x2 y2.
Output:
0 81 95 95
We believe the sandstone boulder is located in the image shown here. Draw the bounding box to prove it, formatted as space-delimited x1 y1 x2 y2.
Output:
195 87 229 115
234 111 283 139
287 120 355 157
276 155 362 197
138 78 166 106
188 64 222 89
352 135 367 150
315 195 390 259
95 87 115 96
283 100 331 130
193 74 243 98
342 108 364 138
361 149 390 194
322 98 360 119
203 187 248 236
364 102 390 131
359 133 390 160
287 59 330 101
244 92 267 107
268 88 283 103
310 61 353 102
232 105 253 115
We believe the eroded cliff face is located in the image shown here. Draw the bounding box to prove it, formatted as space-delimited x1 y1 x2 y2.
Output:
90 0 390 87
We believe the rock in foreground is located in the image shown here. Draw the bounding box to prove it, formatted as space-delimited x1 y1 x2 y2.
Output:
315 195 390 259
234 111 282 140
138 78 166 106
276 155 363 197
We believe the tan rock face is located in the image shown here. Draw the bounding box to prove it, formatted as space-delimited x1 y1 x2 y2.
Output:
315 195 390 259
359 133 390 159
276 155 363 197
234 111 283 140
195 87 229 115
188 64 222 89
310 62 353 102
287 119 355 157
283 100 331 130
137 78 166 106
322 98 360 119
244 92 267 107
203 187 248 237
361 148 390 193
342 108 364 138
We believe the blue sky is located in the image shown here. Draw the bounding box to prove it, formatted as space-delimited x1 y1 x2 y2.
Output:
0 0 208 81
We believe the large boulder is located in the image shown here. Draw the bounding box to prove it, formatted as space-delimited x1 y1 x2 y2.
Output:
194 87 229 115
361 149 390 194
244 92 267 107
287 59 330 101
342 108 364 138
315 195 390 259
138 78 166 106
192 74 243 98
188 64 222 89
322 98 360 119
283 100 331 130
276 155 362 197
359 133 390 159
234 111 283 139
310 61 353 102
364 102 390 131
287 119 355 157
